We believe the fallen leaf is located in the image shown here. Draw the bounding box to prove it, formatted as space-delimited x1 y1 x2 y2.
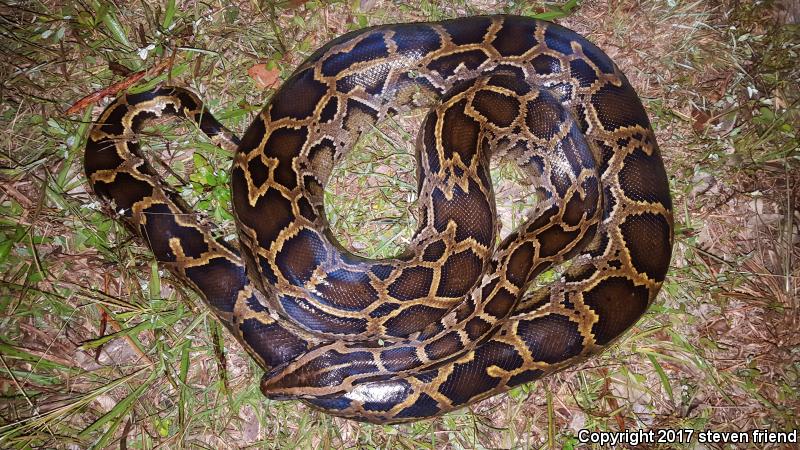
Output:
360 0 378 11
248 64 280 89
691 107 711 132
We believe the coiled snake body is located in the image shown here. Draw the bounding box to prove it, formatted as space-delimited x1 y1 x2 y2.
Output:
85 15 673 423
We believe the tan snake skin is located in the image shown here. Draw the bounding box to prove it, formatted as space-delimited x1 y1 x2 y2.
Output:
84 15 673 423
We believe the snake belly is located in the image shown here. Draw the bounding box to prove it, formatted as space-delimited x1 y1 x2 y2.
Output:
84 15 673 424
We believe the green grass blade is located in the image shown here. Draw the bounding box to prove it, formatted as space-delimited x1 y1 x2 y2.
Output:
162 0 177 29
0 342 78 373
79 365 160 439
646 353 674 403
149 260 161 301
98 5 132 48
178 340 190 427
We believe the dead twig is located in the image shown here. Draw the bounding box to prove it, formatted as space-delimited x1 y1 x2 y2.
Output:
65 58 172 115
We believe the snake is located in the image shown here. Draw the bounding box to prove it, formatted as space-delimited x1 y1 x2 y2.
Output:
84 15 673 424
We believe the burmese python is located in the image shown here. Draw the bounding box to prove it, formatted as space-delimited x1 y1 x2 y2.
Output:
84 15 673 423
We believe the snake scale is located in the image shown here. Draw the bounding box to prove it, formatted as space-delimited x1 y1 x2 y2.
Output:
84 15 673 423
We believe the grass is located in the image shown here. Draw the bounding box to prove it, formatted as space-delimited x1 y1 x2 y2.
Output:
1 0 798 448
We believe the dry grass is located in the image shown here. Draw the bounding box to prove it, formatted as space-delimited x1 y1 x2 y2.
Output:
1 0 798 448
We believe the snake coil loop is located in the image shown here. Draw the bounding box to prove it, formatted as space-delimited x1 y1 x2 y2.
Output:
85 15 673 423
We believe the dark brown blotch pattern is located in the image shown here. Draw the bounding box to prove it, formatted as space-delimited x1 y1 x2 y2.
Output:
383 304 446 337
424 331 463 360
483 286 517 318
591 82 651 131
275 228 327 285
387 266 434 301
431 180 494 246
517 314 584 364
437 341 524 405
526 93 566 140
618 146 671 207
240 317 308 368
583 277 650 345
437 250 483 297
471 89 520 128
265 127 308 190
442 16 492 45
141 203 207 260
185 257 248 313
279 295 368 335
491 16 537 56
270 68 328 121
232 172 294 250
94 172 153 213
427 49 490 79
620 213 672 282
505 241 535 287
316 268 379 311
380 347 422 372
537 223 580 259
